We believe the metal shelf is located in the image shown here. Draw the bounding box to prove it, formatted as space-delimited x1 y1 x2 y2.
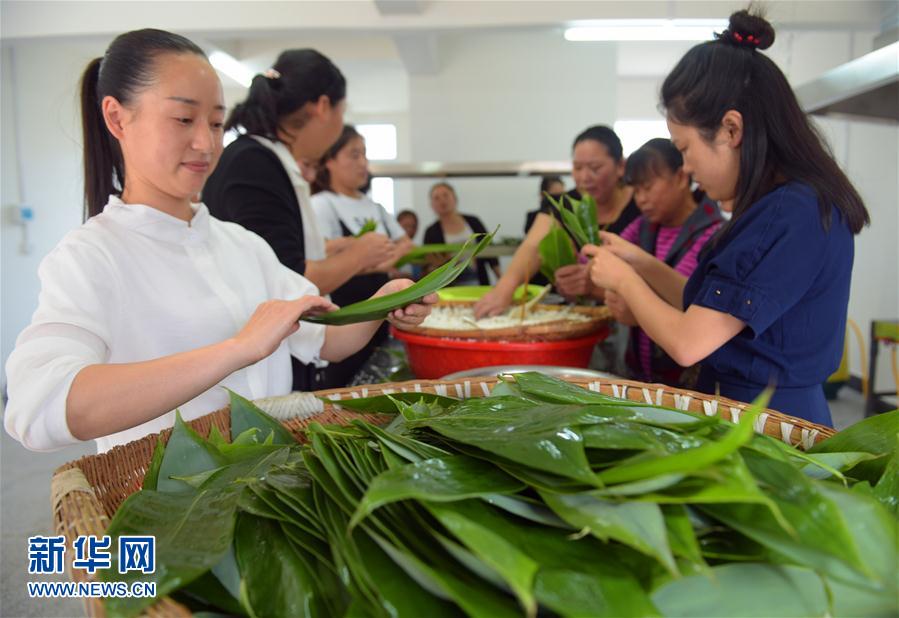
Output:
369 160 572 179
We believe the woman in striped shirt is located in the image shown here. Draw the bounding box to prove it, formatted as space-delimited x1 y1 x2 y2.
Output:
603 138 722 386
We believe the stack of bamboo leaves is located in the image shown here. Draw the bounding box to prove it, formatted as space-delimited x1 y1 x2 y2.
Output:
103 373 898 618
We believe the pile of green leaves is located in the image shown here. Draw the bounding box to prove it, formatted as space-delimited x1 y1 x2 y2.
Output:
304 229 495 325
102 374 899 618
354 219 378 238
545 193 600 250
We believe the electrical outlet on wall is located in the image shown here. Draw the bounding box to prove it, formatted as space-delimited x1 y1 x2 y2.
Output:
3 203 35 254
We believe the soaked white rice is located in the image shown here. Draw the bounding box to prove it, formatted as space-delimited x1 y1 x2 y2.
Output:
420 305 590 330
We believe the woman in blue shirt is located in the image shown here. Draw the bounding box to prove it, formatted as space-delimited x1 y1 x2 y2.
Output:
584 9 869 426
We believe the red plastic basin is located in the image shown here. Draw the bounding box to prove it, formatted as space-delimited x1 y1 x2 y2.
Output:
391 326 610 380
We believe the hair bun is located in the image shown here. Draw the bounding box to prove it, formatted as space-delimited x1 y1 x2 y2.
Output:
721 9 775 50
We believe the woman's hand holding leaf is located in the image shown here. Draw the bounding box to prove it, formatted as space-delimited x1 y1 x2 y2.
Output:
598 231 652 267
234 296 338 365
582 244 638 293
553 263 595 302
374 279 438 328
353 232 395 271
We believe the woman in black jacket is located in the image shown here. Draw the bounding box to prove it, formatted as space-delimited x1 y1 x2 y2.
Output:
423 182 500 285
203 49 399 390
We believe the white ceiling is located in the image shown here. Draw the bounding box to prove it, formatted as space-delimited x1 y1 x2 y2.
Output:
2 0 893 41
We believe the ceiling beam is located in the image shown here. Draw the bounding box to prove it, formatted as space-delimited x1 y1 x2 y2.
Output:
373 0 426 16
392 32 440 74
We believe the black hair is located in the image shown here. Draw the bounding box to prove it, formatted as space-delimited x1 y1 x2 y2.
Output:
312 124 361 194
572 125 624 163
661 8 869 234
624 138 684 186
429 182 457 199
225 49 346 139
539 175 564 194
81 29 205 218
397 209 418 222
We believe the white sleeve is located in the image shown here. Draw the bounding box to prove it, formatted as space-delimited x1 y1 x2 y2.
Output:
4 241 117 451
380 205 407 240
310 193 343 239
252 234 327 365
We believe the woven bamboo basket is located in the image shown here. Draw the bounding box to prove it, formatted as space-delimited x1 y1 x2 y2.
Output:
51 375 835 617
396 302 612 341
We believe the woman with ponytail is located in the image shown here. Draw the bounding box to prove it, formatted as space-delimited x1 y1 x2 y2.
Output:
4 30 434 453
203 49 397 390
585 9 869 425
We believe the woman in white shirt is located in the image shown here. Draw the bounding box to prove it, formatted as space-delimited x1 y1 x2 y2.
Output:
4 29 434 453
310 126 415 385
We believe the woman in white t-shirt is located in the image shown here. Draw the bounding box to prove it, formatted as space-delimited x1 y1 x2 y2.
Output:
3 29 434 453
310 125 414 384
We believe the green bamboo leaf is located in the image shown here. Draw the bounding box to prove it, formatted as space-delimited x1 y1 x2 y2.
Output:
234 514 330 618
662 505 707 567
577 193 600 245
873 433 899 515
351 419 449 463
426 501 539 617
652 563 828 617
808 409 899 457
701 451 874 586
305 228 496 325
815 483 899 617
351 455 525 527
800 451 878 480
540 491 678 574
410 399 600 485
227 389 296 445
545 192 589 248
597 399 763 485
354 219 377 238
142 438 165 491
511 372 712 426
482 493 570 528
175 570 246 616
350 528 459 617
103 450 290 617
395 243 465 267
325 392 458 414
537 222 576 283
157 411 223 493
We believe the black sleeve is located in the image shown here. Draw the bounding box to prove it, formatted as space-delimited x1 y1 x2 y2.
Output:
423 222 443 245
204 145 307 275
465 215 499 268
607 198 641 236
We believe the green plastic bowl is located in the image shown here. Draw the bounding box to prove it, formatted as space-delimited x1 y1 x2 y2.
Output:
437 284 544 303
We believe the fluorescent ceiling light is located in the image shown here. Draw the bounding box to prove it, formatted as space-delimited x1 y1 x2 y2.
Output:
209 50 253 88
565 19 727 42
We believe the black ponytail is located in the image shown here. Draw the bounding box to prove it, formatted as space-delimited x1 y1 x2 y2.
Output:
80 29 205 219
225 49 346 139
661 8 869 235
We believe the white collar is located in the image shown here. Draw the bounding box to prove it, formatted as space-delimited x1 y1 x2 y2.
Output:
250 136 310 192
102 195 210 245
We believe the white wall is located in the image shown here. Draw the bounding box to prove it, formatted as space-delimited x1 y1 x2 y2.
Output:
1 39 110 381
405 29 617 248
